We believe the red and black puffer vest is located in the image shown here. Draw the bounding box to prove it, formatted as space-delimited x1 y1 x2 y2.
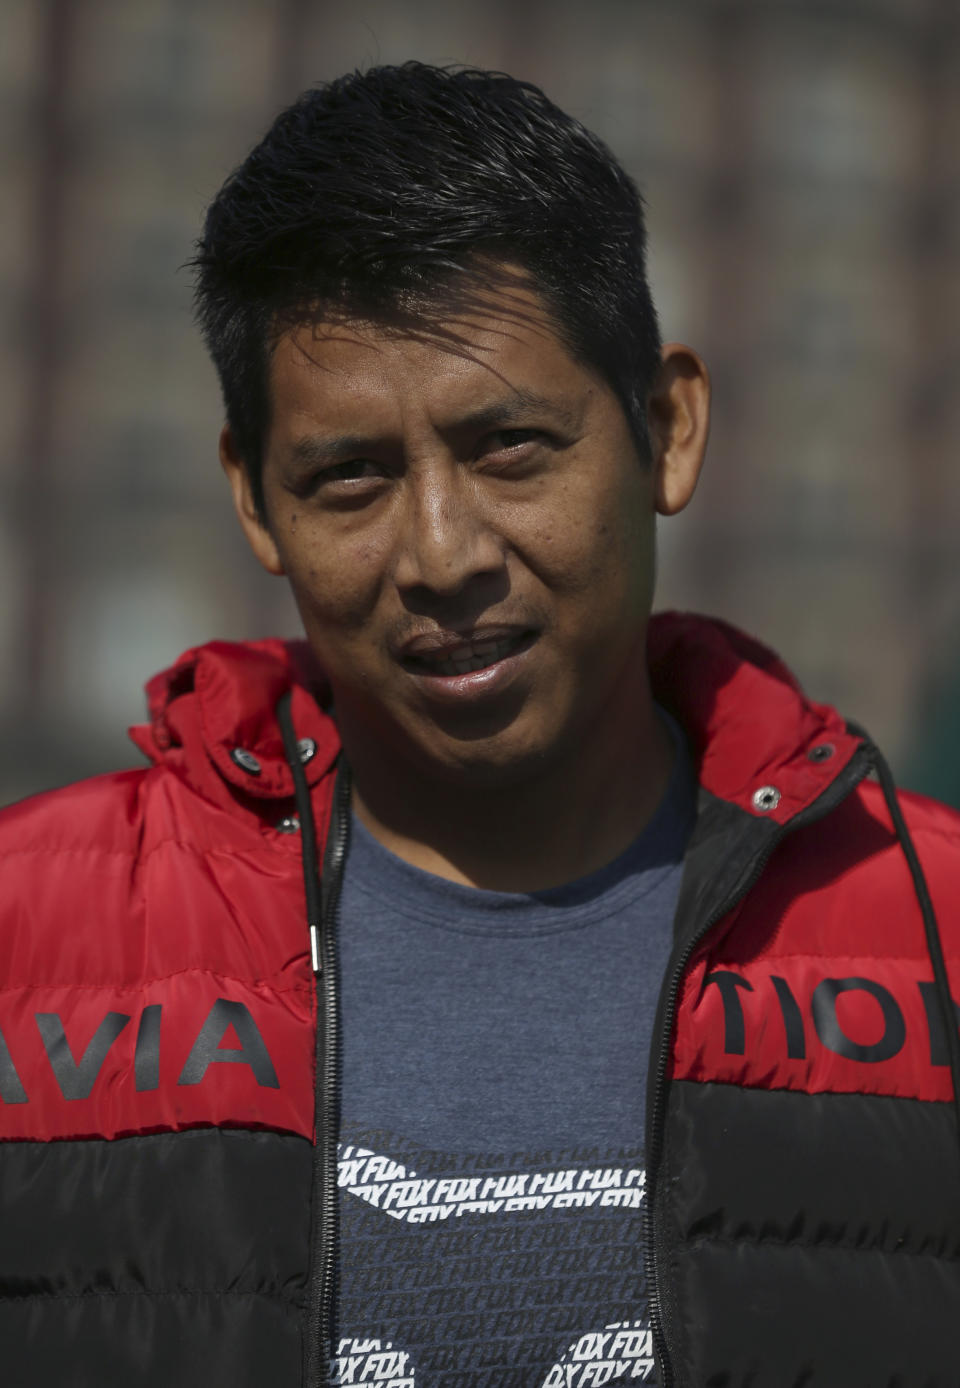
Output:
1 612 959 1387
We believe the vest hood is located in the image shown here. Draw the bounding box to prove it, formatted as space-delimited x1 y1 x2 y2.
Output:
128 638 340 806
647 612 860 824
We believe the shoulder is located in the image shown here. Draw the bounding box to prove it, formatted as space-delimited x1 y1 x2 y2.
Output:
0 754 282 870
847 778 960 883
787 776 960 869
761 776 960 950
0 769 152 859
0 771 158 979
887 781 960 850
0 758 307 988
875 783 960 937
0 756 269 888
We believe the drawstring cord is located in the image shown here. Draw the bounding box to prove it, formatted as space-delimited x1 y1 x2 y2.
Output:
849 722 960 1167
277 690 324 972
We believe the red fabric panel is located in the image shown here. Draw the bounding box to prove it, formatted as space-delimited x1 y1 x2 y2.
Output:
672 951 957 1102
0 971 314 1142
0 774 317 991
672 782 960 1103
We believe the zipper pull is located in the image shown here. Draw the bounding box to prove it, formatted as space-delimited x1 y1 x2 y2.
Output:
309 923 321 974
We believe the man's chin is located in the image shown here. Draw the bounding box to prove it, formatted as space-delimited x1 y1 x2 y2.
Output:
332 679 564 791
402 720 563 792
413 684 530 746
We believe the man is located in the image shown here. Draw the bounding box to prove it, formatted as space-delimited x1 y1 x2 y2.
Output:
1 62 958 1388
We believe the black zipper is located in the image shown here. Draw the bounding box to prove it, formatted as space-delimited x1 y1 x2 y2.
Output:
275 693 352 1388
307 763 351 1387
644 740 875 1386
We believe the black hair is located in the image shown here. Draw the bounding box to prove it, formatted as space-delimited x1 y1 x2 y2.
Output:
192 61 662 519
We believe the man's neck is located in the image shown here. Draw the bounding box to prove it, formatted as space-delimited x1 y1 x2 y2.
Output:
344 684 675 894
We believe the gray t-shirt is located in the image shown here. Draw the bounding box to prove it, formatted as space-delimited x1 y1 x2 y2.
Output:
334 715 695 1387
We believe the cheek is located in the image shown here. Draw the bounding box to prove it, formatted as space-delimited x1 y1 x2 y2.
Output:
280 526 389 631
522 473 652 603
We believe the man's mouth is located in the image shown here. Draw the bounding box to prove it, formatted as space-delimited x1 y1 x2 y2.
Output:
400 630 535 678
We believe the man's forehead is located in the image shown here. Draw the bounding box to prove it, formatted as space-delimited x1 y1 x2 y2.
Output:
267 300 596 437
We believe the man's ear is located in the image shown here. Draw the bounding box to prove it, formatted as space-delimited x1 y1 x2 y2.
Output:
219 425 285 577
646 343 711 516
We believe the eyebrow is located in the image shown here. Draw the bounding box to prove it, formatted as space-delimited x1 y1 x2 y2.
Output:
286 389 582 470
455 389 582 436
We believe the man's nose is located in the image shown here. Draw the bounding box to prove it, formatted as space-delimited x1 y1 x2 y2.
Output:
393 465 506 599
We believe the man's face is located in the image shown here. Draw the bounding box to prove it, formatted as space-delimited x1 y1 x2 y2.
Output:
235 288 670 787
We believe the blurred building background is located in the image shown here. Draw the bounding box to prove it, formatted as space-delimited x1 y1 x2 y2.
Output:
2 0 958 807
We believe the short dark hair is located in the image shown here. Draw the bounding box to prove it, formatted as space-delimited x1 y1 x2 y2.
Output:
192 62 662 519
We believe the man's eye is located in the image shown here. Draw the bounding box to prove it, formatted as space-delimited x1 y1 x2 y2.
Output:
484 429 541 455
319 459 383 484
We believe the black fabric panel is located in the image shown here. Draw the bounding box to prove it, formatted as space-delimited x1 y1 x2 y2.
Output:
0 1291 301 1388
646 798 780 1379
646 792 775 1156
669 790 777 952
666 1080 960 1255
658 1081 960 1384
672 1240 960 1387
0 1127 312 1299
